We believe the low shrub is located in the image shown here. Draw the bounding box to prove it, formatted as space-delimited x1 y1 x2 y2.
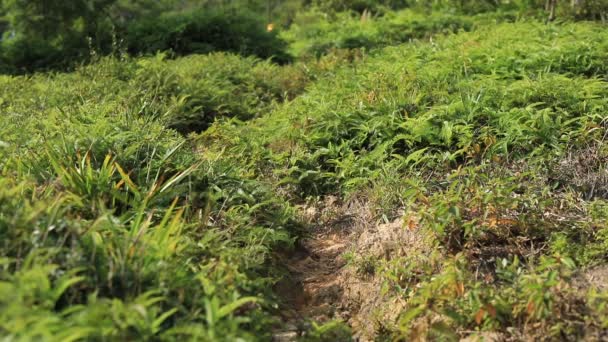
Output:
282 8 517 58
0 49 301 340
132 52 309 133
0 5 292 74
0 52 310 139
125 9 291 63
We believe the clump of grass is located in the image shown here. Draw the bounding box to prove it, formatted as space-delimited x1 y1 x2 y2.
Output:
0 51 304 339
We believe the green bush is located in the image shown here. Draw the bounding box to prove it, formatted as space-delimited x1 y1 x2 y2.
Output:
282 8 516 58
0 52 308 137
0 0 116 73
125 9 292 63
0 50 300 340
312 0 409 14
132 52 309 133
0 3 292 73
0 25 113 74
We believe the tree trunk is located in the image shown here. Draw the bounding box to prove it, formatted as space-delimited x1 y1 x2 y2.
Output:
547 0 558 22
570 0 582 8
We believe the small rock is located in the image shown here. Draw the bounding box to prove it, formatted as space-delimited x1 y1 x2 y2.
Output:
273 331 298 342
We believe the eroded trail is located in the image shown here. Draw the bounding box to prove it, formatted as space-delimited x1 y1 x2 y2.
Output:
273 197 426 341
285 229 350 321
273 199 355 341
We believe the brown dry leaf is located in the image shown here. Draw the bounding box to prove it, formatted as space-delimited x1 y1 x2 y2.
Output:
475 308 485 325
407 216 418 230
484 273 494 283
498 218 518 226
485 304 497 318
485 216 518 228
526 301 535 316
367 90 377 102
456 282 465 296
486 216 498 228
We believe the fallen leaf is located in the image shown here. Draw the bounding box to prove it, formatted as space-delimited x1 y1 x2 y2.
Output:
485 304 497 318
475 308 485 324
526 301 535 316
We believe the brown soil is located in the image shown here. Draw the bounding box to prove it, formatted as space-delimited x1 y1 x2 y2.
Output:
273 196 428 341
285 231 350 320
273 196 355 341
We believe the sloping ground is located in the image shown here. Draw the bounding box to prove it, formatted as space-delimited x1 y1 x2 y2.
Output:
273 197 354 340
274 201 432 341
208 20 608 340
285 228 349 321
274 196 608 341
2 13 608 341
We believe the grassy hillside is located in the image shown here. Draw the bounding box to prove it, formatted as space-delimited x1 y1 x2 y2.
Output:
207 20 608 339
1 3 608 341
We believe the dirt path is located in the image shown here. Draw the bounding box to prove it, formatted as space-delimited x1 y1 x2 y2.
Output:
272 198 412 341
273 200 355 341
286 230 350 320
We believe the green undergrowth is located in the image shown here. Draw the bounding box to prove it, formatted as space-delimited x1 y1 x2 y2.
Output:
125 9 292 64
214 21 608 198
0 52 311 138
0 52 310 340
282 8 519 58
2 7 608 341
203 21 608 339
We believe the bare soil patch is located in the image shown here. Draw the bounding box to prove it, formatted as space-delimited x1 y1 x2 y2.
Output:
274 197 428 341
